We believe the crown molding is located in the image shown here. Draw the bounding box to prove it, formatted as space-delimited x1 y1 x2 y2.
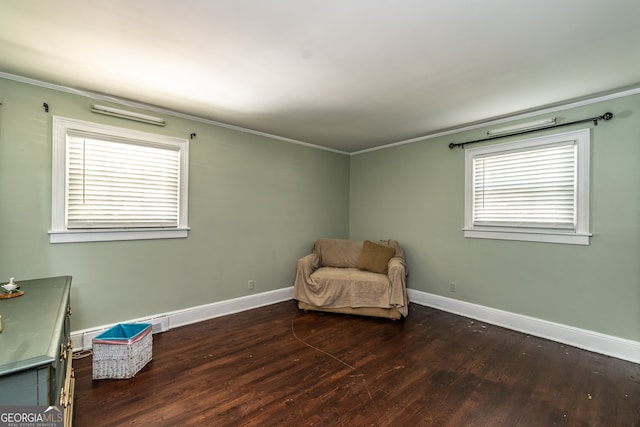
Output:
352 86 640 155
2 71 636 157
0 72 349 156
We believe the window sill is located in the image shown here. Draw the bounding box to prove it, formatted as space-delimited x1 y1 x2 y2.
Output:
49 228 189 243
463 228 591 245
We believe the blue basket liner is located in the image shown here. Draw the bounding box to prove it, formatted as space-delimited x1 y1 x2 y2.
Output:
92 323 152 345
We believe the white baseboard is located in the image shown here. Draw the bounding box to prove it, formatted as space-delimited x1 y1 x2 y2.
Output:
71 286 294 351
72 286 639 365
407 289 640 364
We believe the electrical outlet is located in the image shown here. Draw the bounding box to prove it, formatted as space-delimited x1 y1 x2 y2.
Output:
450 282 456 292
248 280 255 290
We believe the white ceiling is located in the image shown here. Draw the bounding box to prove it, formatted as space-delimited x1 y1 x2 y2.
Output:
1 1 639 152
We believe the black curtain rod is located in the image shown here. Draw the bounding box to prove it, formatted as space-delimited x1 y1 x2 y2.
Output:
448 112 613 149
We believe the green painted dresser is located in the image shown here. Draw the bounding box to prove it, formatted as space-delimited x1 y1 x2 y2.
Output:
0 276 74 426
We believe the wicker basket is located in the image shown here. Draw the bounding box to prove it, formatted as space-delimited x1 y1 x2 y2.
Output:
92 323 153 379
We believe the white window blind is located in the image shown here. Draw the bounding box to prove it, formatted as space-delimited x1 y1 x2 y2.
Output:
472 142 577 229
463 128 590 245
66 134 181 229
51 116 189 243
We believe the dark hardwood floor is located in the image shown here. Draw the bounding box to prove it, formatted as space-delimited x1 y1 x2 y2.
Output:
73 300 640 426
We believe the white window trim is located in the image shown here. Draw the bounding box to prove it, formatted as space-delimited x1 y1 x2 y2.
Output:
463 129 591 245
50 116 189 243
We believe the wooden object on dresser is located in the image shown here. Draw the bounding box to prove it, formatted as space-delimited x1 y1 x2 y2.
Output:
0 276 74 426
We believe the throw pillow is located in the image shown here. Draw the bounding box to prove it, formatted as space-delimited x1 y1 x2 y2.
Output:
356 240 396 274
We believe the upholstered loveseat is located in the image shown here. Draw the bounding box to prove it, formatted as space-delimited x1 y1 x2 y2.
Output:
292 238 408 319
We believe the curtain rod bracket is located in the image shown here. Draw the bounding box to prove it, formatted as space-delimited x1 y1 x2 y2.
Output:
593 112 613 126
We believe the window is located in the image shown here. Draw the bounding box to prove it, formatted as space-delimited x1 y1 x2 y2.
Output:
464 129 590 245
50 116 189 243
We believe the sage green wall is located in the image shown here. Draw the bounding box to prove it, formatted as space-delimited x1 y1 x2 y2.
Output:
350 94 640 342
0 77 350 330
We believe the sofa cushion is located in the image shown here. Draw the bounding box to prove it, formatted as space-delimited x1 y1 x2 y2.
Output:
309 267 392 307
315 238 363 268
356 240 396 274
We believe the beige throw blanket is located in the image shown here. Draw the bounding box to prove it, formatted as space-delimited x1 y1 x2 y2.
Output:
292 239 409 317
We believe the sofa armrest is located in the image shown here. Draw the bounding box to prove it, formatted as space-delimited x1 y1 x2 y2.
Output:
295 253 321 283
292 252 321 302
388 256 407 277
387 256 408 315
298 253 320 271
